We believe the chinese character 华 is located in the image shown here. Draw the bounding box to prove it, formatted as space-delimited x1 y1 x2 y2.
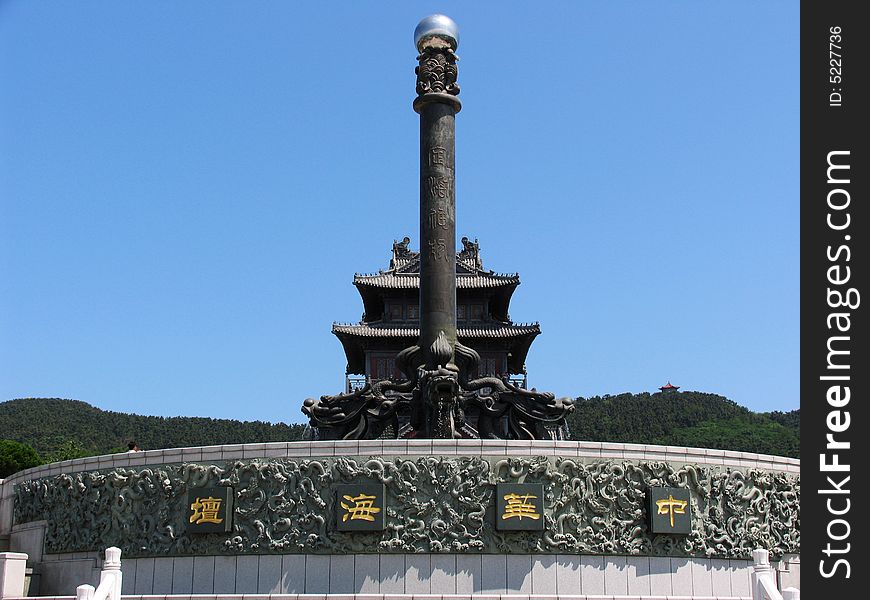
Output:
341 493 382 522
189 496 224 525
656 494 688 528
502 493 540 521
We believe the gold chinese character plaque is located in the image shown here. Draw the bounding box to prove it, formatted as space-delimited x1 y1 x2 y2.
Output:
336 483 386 531
648 486 692 535
186 486 234 534
496 483 545 531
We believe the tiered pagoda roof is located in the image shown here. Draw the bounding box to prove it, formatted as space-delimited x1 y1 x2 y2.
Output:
333 236 540 375
351 237 520 323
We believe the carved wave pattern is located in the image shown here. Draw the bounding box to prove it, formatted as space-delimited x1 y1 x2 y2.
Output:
13 456 799 559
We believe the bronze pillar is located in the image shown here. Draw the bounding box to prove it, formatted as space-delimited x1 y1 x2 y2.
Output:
413 15 461 370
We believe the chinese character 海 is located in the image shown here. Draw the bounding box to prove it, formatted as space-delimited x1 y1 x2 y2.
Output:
502 493 540 520
341 493 381 522
655 494 688 528
189 496 224 525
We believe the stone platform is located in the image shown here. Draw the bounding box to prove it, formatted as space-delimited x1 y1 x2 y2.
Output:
0 440 800 596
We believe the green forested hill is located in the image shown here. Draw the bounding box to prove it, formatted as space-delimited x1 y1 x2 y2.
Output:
1 392 798 471
566 391 799 457
0 398 305 459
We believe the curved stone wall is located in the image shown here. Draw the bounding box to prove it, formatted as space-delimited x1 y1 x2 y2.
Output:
0 440 799 595
6 440 798 558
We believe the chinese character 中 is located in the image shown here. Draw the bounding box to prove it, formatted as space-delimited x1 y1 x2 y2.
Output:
341 493 381 522
189 496 224 525
502 493 540 521
656 494 688 528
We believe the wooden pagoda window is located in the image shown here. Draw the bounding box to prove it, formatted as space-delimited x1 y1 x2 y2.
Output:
375 357 395 380
470 304 484 322
457 304 467 321
389 303 403 322
479 357 498 377
408 304 419 320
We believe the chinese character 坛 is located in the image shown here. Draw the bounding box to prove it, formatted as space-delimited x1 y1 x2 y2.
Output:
189 496 224 525
502 492 540 521
341 493 381 522
655 494 688 528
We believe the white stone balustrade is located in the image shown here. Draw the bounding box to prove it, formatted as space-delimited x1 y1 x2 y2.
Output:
73 547 122 600
751 548 799 600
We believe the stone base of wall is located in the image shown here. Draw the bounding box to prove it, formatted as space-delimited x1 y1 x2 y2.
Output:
57 552 755 597
5 594 753 600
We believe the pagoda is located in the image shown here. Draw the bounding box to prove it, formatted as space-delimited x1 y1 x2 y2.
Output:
334 236 539 394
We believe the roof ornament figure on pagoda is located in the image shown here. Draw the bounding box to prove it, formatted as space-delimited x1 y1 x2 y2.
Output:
302 15 573 441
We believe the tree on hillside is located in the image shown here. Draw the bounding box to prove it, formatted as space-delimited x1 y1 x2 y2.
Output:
47 439 93 463
0 439 42 478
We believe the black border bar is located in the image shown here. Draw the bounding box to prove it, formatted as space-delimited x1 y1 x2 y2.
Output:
801 1 867 595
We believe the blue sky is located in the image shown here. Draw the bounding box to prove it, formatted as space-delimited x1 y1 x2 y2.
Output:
0 1 799 423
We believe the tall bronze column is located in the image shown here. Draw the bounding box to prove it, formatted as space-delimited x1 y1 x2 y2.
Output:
413 15 461 370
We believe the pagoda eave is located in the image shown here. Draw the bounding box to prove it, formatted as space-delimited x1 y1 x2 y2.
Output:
354 278 519 323
332 323 540 375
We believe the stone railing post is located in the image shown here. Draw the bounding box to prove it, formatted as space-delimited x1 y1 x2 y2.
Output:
96 547 122 600
752 548 798 600
75 547 122 600
0 552 28 599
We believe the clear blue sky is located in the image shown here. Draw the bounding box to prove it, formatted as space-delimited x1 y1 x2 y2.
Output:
0 1 799 423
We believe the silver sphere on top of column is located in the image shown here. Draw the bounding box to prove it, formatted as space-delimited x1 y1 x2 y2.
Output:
414 14 459 51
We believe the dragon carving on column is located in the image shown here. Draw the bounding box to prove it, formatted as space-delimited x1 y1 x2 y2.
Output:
302 332 573 440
